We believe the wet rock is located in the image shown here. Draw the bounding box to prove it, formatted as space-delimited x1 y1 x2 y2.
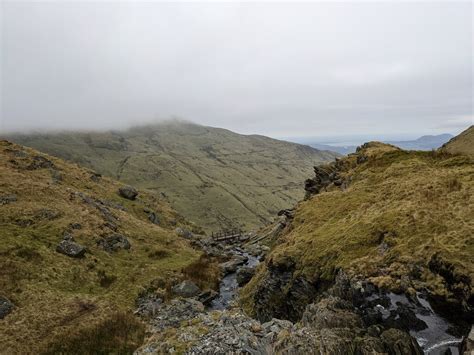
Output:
463 325 474 354
301 296 362 329
219 255 248 275
236 266 256 286
27 155 55 170
56 240 86 258
380 328 423 354
97 234 131 252
172 280 201 298
250 262 318 322
0 194 17 205
197 290 218 306
0 296 13 319
118 186 138 200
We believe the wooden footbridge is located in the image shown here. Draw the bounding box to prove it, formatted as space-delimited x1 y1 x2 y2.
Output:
211 228 248 243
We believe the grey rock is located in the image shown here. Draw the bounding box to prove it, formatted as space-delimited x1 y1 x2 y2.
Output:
90 172 102 182
197 290 219 306
27 155 55 170
219 255 248 275
236 266 256 286
175 227 193 238
172 280 201 298
0 194 17 205
97 234 131 252
56 240 86 258
0 296 13 319
147 211 160 225
118 186 138 200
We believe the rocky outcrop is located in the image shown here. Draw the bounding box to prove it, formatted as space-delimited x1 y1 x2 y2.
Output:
172 280 201 298
236 266 256 286
118 186 138 200
97 234 131 252
304 159 346 198
27 155 55 170
56 240 86 258
219 255 248 275
249 260 319 322
0 194 17 205
0 296 13 319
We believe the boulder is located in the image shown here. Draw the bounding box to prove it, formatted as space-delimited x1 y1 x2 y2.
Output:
56 240 86 258
175 227 193 238
27 155 55 170
463 325 474 355
147 211 160 225
0 194 17 205
0 296 13 319
172 280 201 298
197 290 219 305
219 255 248 275
236 266 256 286
118 186 138 200
97 234 131 252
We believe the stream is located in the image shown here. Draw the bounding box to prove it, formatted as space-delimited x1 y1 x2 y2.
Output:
205 247 466 354
209 251 259 310
383 293 465 354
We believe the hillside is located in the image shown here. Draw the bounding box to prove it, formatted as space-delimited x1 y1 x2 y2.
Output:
0 140 207 353
441 125 474 156
7 121 338 233
241 141 473 332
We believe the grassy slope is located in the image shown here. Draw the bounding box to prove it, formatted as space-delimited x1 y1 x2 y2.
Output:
242 143 474 313
7 122 338 233
0 140 200 353
441 125 474 156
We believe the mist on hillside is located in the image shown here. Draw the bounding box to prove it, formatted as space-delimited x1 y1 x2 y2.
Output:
1 1 472 137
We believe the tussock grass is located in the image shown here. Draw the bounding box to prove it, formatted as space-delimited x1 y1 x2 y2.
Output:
242 143 474 313
0 140 200 353
6 122 338 232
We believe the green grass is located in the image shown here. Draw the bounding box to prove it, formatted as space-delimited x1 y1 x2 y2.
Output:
242 143 474 315
6 121 338 232
0 140 201 353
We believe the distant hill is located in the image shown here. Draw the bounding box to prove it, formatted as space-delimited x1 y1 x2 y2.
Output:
386 133 454 150
0 140 203 353
304 133 454 155
7 122 338 232
441 125 474 156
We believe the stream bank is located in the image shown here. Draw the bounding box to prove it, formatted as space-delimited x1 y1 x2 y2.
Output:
134 233 471 354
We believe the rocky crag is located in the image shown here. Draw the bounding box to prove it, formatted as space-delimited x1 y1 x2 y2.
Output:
240 141 473 354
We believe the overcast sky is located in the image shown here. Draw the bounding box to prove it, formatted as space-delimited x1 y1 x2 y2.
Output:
1 1 472 138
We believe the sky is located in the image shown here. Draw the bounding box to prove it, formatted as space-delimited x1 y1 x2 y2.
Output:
1 1 472 138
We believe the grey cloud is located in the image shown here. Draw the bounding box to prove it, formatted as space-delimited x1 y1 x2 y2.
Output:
1 1 472 137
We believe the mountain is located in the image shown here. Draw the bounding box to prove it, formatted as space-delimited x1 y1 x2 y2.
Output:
0 140 212 353
241 140 473 352
301 133 454 155
386 133 454 150
7 121 338 233
441 125 474 156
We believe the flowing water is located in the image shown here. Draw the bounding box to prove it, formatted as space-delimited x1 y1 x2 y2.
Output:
209 252 259 310
383 293 464 354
